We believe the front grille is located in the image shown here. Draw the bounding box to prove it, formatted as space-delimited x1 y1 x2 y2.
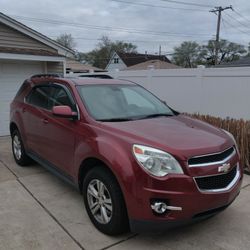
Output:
188 147 235 166
195 165 237 191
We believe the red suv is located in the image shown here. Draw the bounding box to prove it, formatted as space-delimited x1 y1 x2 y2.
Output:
10 74 242 235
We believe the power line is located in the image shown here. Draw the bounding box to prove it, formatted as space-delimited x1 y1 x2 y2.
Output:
12 15 213 38
110 0 207 12
160 0 213 8
224 12 250 31
78 54 176 62
233 9 250 24
222 16 250 36
221 16 229 36
51 36 210 43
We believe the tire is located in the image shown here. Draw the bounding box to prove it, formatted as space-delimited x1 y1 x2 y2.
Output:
11 129 32 166
82 166 129 235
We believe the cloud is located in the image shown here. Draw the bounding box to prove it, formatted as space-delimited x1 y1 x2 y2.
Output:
0 0 250 54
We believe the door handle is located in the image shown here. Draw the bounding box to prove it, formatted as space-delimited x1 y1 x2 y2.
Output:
42 119 49 124
22 108 26 113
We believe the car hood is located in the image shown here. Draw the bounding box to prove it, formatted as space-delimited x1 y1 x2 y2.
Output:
99 115 233 160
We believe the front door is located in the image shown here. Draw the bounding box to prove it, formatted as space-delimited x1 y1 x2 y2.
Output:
39 84 78 177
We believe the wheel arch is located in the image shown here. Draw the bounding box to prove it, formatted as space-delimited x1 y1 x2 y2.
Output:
80 157 130 235
9 122 19 135
78 157 118 193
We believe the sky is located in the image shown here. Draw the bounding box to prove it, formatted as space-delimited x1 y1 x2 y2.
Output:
1 0 250 55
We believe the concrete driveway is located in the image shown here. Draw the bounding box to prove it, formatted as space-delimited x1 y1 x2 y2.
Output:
0 136 250 250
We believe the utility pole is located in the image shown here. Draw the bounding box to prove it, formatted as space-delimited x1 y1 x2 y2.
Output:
210 6 233 65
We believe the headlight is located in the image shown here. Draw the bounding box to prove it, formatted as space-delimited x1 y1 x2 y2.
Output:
132 145 184 177
222 129 239 153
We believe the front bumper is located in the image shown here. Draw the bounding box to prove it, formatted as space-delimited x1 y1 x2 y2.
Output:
129 192 239 232
127 165 243 232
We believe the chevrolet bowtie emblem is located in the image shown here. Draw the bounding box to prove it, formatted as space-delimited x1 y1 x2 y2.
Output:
218 163 231 173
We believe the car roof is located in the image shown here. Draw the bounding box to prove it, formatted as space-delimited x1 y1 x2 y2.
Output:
29 75 136 87
69 77 135 86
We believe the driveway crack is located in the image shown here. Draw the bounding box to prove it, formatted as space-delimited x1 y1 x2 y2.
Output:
241 183 250 190
100 234 138 250
0 159 85 250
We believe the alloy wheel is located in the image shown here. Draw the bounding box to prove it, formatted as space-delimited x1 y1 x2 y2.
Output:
13 135 22 160
87 179 113 224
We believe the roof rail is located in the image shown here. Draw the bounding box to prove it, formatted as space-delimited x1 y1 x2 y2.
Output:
78 74 113 79
30 74 62 79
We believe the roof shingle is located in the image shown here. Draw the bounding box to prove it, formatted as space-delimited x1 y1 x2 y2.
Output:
124 59 180 70
117 52 171 67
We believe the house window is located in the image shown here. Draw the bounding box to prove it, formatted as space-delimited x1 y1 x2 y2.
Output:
114 58 119 64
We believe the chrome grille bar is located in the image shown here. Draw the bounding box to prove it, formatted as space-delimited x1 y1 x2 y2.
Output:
188 147 236 167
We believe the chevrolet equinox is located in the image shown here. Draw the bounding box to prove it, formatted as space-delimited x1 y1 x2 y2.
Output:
10 74 243 235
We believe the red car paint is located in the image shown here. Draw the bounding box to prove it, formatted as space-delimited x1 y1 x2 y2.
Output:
10 76 243 231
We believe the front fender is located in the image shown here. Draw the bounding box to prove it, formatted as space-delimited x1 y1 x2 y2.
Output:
74 134 140 218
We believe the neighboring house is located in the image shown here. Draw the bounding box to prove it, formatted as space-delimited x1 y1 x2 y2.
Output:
105 51 171 71
0 12 74 136
124 59 180 71
215 57 250 67
66 58 106 74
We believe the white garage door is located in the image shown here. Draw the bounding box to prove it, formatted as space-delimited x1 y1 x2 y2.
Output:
0 60 44 136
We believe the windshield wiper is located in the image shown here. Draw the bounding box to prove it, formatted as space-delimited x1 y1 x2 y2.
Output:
138 113 174 119
96 117 134 122
97 113 173 122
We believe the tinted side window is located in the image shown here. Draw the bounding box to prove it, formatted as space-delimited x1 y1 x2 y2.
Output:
27 86 51 109
15 81 28 98
50 87 76 111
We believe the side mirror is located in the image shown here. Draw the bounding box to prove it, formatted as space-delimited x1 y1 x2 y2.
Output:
52 106 78 120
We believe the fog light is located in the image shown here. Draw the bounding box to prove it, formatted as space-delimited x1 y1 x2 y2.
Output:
151 202 168 214
151 201 183 214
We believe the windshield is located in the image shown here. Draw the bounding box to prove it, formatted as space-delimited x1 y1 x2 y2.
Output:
77 84 174 121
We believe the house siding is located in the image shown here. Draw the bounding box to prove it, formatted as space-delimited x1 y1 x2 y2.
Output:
0 22 57 53
106 53 127 71
47 61 64 75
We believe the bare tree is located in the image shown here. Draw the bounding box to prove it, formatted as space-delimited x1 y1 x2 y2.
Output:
172 41 202 68
76 36 137 69
172 40 246 67
56 33 76 50
201 40 246 65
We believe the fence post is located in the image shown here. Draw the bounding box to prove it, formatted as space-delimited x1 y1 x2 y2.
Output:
113 69 120 79
147 68 154 90
197 66 205 114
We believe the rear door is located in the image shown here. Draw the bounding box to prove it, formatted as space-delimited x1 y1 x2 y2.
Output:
23 84 52 154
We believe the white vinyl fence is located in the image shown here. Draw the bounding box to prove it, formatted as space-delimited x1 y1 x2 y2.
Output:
106 67 250 120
